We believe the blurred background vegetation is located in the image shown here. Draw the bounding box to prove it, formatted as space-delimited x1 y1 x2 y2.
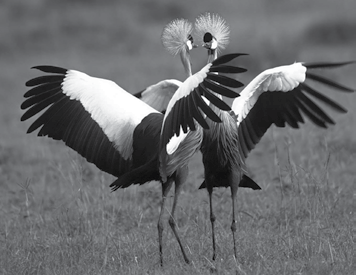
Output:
0 0 355 273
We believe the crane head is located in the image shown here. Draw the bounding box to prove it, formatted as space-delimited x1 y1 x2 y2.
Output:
161 18 197 76
195 12 230 63
203 32 218 55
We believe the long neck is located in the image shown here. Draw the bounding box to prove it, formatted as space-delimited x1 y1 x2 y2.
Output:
207 48 222 104
180 48 192 76
207 49 217 64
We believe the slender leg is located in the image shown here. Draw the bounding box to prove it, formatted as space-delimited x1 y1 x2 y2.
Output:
207 185 217 260
230 179 239 260
157 178 174 266
168 166 191 264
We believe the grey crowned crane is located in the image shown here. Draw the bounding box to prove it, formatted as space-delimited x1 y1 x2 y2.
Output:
20 18 247 265
195 12 355 261
140 19 250 264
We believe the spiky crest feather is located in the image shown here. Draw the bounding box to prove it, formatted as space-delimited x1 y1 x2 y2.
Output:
161 18 193 56
195 12 230 53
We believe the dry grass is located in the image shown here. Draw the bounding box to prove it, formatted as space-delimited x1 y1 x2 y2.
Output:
1 0 355 274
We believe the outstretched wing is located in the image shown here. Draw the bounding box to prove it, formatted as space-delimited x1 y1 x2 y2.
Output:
232 61 355 158
160 53 247 153
21 65 160 177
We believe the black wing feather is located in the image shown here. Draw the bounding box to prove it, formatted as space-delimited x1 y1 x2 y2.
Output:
22 66 132 178
203 78 241 98
306 72 354 93
301 83 347 113
195 89 222 123
212 53 248 66
206 73 244 88
209 65 247 74
237 61 354 157
21 92 65 121
160 53 247 154
24 82 63 98
304 61 356 70
199 83 231 111
27 96 68 133
26 75 66 87
21 87 62 109
190 92 207 128
32 65 68 74
294 89 335 124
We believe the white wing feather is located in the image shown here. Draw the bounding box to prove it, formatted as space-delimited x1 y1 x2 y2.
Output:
139 79 182 112
161 64 213 157
232 63 306 125
163 63 211 125
63 70 160 159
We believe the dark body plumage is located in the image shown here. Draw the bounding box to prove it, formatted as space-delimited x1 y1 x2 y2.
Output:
200 109 259 189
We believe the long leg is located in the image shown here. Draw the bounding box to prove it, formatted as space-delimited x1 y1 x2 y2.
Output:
157 177 174 266
230 175 239 260
207 185 217 260
168 165 191 264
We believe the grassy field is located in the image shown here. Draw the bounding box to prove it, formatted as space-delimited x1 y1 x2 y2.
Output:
1 0 356 274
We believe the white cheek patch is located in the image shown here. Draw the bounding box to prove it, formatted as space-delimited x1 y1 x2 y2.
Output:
211 39 218 50
186 40 193 51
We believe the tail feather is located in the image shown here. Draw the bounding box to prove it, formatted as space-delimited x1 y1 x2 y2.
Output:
198 180 206 189
110 159 160 191
198 174 261 190
238 174 261 190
